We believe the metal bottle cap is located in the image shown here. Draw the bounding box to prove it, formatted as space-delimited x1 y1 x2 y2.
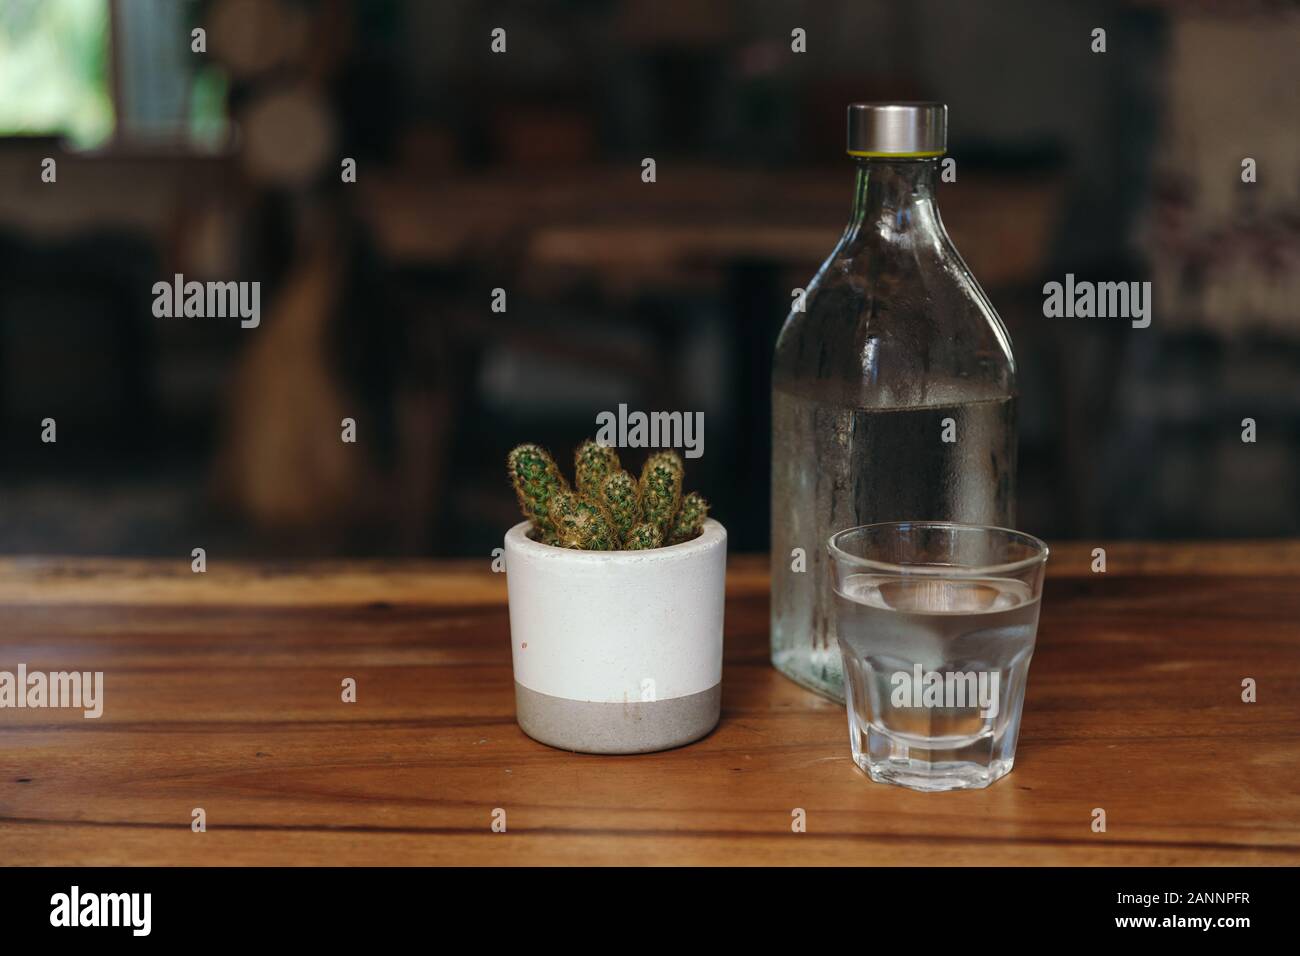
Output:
847 102 947 157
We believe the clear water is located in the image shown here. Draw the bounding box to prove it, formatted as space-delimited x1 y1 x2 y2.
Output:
770 383 1016 701
833 573 1039 791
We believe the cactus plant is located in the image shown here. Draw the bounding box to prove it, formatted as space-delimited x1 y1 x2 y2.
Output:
507 444 568 539
509 439 708 551
667 491 709 545
639 450 683 535
599 469 641 541
575 439 621 497
551 489 619 551
624 521 664 550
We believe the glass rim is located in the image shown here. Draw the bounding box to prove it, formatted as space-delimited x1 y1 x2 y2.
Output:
826 520 1049 577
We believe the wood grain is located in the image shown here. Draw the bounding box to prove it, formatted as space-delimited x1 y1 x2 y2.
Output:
1 543 1298 865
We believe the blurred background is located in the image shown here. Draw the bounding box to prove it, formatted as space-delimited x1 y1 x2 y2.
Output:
0 0 1296 557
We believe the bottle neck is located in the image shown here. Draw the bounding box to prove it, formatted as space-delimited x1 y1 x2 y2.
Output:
846 157 942 238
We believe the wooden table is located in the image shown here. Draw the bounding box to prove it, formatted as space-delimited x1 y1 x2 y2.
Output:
1 542 1297 866
358 165 1065 292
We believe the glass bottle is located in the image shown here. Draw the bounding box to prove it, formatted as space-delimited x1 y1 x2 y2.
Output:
771 103 1018 702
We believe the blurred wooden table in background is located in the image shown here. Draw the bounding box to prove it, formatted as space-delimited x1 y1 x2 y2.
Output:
360 164 1065 292
1 541 1297 865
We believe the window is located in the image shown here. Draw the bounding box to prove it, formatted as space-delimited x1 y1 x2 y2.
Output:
0 0 228 151
0 0 114 147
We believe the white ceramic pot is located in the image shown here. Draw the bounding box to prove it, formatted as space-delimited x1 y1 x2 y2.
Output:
504 518 727 754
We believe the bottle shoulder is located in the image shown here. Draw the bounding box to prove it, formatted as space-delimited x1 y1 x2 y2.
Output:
774 233 1016 400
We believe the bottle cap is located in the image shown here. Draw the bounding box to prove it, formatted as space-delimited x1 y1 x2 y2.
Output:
847 102 947 158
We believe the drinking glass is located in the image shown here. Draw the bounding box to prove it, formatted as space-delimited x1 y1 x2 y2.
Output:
828 521 1048 792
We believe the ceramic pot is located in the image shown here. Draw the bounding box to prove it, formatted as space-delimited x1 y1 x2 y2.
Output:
503 518 727 753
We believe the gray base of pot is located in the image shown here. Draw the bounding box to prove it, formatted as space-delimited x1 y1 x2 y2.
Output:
514 682 721 754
